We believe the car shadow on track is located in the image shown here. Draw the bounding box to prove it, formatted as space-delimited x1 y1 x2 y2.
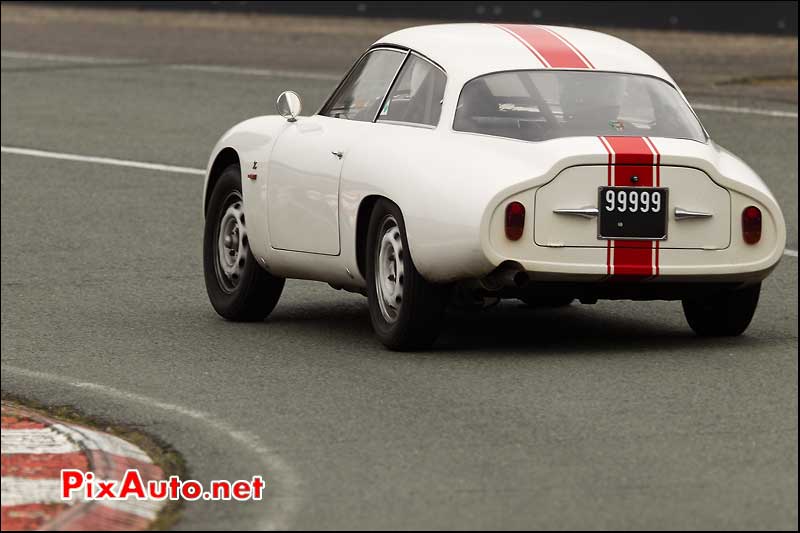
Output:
437 304 765 355
262 299 767 356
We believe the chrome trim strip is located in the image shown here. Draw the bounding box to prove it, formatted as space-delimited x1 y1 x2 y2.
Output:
374 120 436 130
553 206 599 219
373 49 411 123
674 207 713 220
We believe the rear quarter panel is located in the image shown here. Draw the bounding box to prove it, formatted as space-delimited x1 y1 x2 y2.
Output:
340 128 618 282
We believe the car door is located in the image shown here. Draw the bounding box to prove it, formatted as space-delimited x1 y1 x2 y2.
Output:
267 47 407 255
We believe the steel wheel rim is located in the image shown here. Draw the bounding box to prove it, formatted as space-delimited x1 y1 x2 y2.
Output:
214 192 248 293
375 215 404 323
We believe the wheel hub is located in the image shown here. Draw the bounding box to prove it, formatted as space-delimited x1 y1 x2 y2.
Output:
375 216 404 323
216 197 248 292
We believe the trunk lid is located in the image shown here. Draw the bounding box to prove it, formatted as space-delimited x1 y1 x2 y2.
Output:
534 138 731 250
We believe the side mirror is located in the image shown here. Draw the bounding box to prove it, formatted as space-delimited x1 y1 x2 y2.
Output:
276 91 302 122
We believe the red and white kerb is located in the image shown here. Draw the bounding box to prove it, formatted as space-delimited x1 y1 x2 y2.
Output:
598 136 662 278
495 24 594 69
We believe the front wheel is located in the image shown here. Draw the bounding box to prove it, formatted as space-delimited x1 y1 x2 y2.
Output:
365 199 449 350
203 164 285 321
682 283 761 336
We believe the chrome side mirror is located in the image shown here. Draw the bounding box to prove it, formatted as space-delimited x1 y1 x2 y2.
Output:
276 91 302 122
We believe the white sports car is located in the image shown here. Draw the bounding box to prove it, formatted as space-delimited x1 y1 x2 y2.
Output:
202 24 786 350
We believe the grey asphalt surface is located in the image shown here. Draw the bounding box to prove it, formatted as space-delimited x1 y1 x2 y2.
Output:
1 5 798 531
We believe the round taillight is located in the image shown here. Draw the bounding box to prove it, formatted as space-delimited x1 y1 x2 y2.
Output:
505 201 526 241
742 206 762 244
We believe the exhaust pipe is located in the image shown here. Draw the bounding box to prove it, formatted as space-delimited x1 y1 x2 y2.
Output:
480 262 529 291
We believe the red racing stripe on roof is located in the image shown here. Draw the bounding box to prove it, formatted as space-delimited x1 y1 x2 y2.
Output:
496 24 594 69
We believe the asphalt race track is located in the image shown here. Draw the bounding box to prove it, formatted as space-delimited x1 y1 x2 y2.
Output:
1 5 797 530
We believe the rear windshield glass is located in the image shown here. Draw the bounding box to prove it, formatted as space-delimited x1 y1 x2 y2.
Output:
454 70 706 143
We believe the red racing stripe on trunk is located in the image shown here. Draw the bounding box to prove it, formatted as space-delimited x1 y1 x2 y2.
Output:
603 136 655 166
496 25 593 68
612 240 655 276
599 136 660 277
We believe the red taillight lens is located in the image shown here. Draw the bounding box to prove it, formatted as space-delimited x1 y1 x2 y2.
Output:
742 206 762 244
505 201 525 241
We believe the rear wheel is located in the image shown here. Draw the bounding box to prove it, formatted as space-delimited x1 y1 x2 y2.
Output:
203 164 285 321
365 199 449 350
682 283 760 336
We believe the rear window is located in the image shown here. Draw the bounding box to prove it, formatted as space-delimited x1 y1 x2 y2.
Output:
453 70 706 143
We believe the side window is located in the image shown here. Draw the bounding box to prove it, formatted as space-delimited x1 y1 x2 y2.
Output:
377 55 446 127
323 49 405 122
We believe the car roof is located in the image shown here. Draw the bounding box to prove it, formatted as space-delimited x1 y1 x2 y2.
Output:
374 23 675 86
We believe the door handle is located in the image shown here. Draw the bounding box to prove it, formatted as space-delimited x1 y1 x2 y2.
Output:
331 151 343 159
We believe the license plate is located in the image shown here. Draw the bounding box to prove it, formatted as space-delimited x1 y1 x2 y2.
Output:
598 187 668 240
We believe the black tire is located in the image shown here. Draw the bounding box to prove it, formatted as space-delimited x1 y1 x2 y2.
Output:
365 199 449 350
682 283 761 336
518 295 574 308
203 164 285 321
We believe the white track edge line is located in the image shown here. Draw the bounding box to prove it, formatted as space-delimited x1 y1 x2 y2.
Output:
692 103 797 119
1 146 205 175
1 50 144 64
1 50 340 81
168 63 341 81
